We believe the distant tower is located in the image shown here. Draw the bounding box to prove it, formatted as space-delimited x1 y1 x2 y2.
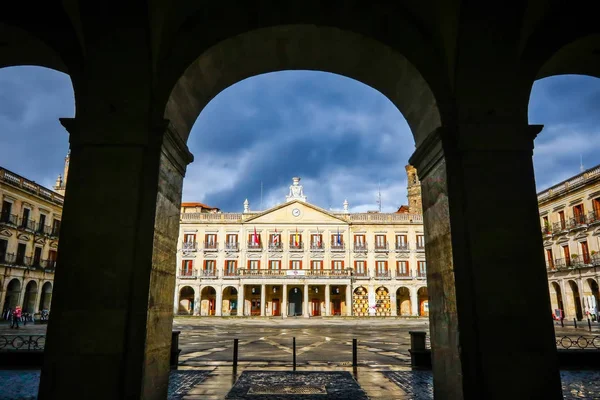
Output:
405 165 422 214
53 149 70 196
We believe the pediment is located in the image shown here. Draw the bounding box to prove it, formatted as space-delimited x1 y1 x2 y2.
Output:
244 200 348 225
543 240 554 247
574 231 589 240
556 236 570 244
49 241 59 248
17 234 30 241
0 229 12 238
593 227 600 236
34 237 46 245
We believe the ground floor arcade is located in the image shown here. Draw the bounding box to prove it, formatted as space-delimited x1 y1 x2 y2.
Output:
175 281 429 317
0 269 54 317
549 273 599 321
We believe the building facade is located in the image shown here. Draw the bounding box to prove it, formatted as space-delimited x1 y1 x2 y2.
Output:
0 166 62 316
175 172 429 317
540 164 600 321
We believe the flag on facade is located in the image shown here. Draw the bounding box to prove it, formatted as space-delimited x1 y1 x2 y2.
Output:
253 226 259 245
337 227 341 245
295 227 299 246
273 228 279 244
316 227 321 247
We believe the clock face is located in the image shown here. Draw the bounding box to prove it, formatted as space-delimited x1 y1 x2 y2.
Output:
292 208 301 217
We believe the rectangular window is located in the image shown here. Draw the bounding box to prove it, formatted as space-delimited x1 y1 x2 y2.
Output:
269 233 281 244
417 261 427 277
593 197 600 221
376 261 388 276
290 260 302 270
51 219 61 236
16 243 26 265
184 234 196 243
375 235 387 249
248 260 260 270
562 245 571 266
542 216 550 233
354 260 365 275
248 233 261 248
289 233 302 248
38 214 47 233
416 235 425 249
181 259 194 275
573 204 585 224
269 260 281 270
204 260 216 273
21 208 31 229
0 239 7 258
205 234 217 249
310 260 323 270
396 235 408 250
558 211 566 229
546 249 554 269
331 233 344 247
33 247 42 266
0 200 12 223
310 234 323 249
397 261 409 276
48 250 57 261
581 241 590 264
226 260 238 276
332 260 344 270
354 235 365 248
226 234 238 250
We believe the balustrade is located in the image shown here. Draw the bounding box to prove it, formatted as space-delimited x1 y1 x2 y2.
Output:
182 241 197 251
237 268 351 278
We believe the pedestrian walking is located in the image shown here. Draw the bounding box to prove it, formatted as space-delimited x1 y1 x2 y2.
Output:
10 306 21 329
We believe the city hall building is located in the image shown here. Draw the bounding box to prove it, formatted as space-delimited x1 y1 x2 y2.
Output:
0 158 66 316
175 166 429 317
540 163 600 321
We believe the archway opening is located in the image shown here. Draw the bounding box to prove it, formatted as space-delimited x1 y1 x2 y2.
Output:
417 287 429 317
38 282 52 312
288 286 302 317
178 286 195 315
3 278 21 315
23 280 38 314
200 286 217 316
584 279 599 321
567 280 583 321
396 287 412 316
222 286 238 316
550 282 565 320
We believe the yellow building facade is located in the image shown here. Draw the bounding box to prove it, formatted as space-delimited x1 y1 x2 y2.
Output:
0 166 62 316
539 164 600 321
175 174 428 317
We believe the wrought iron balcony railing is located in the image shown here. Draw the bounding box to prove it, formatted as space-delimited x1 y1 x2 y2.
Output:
0 213 18 225
591 253 600 266
18 218 36 231
395 243 410 252
182 241 198 251
552 221 567 234
352 270 369 279
416 245 426 252
374 242 389 252
247 242 263 251
179 269 197 279
50 225 60 237
289 242 304 251
587 211 600 225
375 270 392 279
203 241 218 251
416 271 427 279
395 271 412 280
353 244 368 252
567 215 587 230
309 243 324 251
225 242 239 251
330 243 345 252
268 242 283 251
237 268 351 278
553 258 570 270
223 269 239 277
198 269 217 278
0 252 16 265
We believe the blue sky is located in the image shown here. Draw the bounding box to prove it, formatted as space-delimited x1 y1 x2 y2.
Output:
0 67 599 213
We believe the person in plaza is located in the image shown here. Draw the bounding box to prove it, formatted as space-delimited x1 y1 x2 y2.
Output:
10 306 21 329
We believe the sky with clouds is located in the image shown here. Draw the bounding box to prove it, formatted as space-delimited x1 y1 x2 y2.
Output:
0 67 599 213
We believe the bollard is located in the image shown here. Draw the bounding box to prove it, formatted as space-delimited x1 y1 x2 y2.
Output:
561 318 564 328
352 339 357 368
574 318 577 329
408 331 431 368
170 331 182 370
233 338 239 368
588 318 592 332
293 337 296 371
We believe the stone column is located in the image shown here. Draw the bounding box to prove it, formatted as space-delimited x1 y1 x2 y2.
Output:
282 284 288 318
238 284 244 317
195 285 202 316
303 284 309 317
325 284 331 316
215 285 223 317
173 285 179 315
260 284 266 316
39 118 193 400
346 285 352 316
409 125 561 399
390 287 398 317
410 287 419 316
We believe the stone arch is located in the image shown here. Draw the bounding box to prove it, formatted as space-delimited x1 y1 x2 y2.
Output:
162 24 448 147
287 286 303 317
178 286 195 315
3 278 22 312
222 286 238 316
200 286 217 316
38 281 52 311
374 286 391 316
584 278 599 319
396 287 411 316
22 280 38 314
417 287 429 317
352 286 368 317
549 281 565 319
566 280 583 320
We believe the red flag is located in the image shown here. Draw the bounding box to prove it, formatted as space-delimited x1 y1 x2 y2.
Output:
295 227 299 246
253 226 259 245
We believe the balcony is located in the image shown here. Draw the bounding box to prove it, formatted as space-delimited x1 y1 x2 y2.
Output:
395 271 412 280
416 271 427 279
553 258 570 270
416 245 425 253
309 243 324 252
289 242 304 252
546 261 556 272
268 242 283 252
50 225 60 238
330 243 345 252
0 213 18 226
179 269 197 279
552 221 567 234
0 252 16 266
567 215 587 230
182 241 198 252
237 268 351 278
247 242 263 252
374 242 389 252
203 241 219 252
18 218 36 232
225 242 239 252
198 269 218 279
36 223 52 236
42 259 57 271
352 270 369 279
395 243 410 252
587 211 600 225
592 253 600 266
541 226 552 236
353 244 368 253
375 270 392 280
223 269 239 278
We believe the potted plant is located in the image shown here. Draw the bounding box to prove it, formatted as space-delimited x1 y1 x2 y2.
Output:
544 220 552 234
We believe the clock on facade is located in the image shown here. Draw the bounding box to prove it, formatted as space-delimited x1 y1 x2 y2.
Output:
292 208 301 217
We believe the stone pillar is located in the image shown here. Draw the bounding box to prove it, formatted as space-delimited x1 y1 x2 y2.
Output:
409 125 561 399
238 284 244 317
391 288 398 317
173 285 179 315
39 118 193 400
282 284 288 318
215 285 223 317
325 284 331 316
260 284 266 316
346 285 352 316
410 287 419 317
303 284 309 317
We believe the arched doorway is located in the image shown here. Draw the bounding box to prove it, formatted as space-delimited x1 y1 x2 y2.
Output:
329 285 345 316
396 287 411 316
4 279 22 314
22 281 38 314
222 286 238 316
200 286 216 316
352 287 369 317
178 286 195 315
567 280 583 321
288 286 302 316
38 282 52 311
550 282 564 319
374 286 391 316
417 287 429 317
585 279 599 320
